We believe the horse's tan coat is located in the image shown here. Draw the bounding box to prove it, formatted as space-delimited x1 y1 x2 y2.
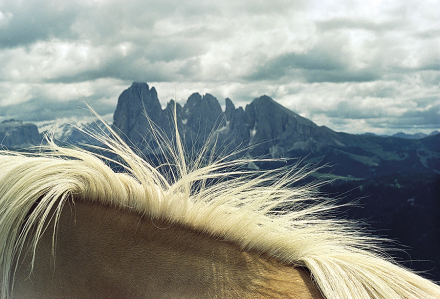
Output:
13 200 323 298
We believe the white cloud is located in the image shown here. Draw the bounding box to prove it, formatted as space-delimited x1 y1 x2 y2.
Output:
0 10 13 28
0 82 33 106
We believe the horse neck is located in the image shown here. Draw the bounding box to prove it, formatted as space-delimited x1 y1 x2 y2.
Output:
13 200 323 298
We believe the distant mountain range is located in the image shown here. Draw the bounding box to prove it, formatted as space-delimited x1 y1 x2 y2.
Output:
363 131 440 139
111 82 440 179
2 81 439 180
0 119 40 148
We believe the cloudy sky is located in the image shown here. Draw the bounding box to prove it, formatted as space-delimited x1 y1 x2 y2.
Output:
0 0 439 134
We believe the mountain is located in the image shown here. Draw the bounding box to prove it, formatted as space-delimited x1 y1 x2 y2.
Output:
0 119 41 148
113 82 164 148
113 82 440 179
112 83 347 156
112 82 227 152
392 131 440 139
5 82 437 180
38 121 109 146
361 131 440 139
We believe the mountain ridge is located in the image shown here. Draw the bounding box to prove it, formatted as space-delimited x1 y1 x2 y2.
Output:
112 82 440 179
0 119 41 148
1 82 439 179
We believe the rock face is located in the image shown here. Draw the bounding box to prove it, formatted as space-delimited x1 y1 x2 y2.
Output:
54 122 110 146
113 83 229 153
0 120 41 148
224 98 249 150
243 95 339 156
113 82 340 157
184 93 224 134
113 82 440 179
113 82 163 148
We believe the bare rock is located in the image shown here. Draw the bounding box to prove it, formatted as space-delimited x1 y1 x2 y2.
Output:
0 119 41 148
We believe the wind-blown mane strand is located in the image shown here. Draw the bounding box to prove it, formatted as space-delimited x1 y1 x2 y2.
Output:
1 116 440 298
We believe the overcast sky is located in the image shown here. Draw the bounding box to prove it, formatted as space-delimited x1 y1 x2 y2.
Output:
0 0 439 134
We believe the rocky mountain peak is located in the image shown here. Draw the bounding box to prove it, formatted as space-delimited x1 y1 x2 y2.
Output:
110 82 437 180
113 82 163 146
4 81 435 181
243 95 336 155
224 98 235 121
184 93 224 136
0 119 41 148
112 82 340 157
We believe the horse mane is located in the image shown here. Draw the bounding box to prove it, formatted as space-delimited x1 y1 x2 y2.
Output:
1 118 439 299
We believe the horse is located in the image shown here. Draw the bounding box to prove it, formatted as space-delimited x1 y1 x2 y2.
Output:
1 119 440 298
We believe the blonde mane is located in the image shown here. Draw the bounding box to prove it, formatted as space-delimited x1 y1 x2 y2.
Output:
0 121 439 298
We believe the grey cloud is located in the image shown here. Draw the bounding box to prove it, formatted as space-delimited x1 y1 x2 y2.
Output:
324 103 389 120
316 18 402 33
1 0 213 49
45 55 182 84
302 69 379 83
224 0 304 15
0 97 115 122
309 104 440 135
142 37 209 63
0 1 80 48
247 51 345 81
392 104 440 129
414 28 440 40
177 58 203 80
73 1 235 46
247 46 380 83
392 59 440 74
419 71 440 86
323 99 440 131
172 0 302 20
40 36 208 84
0 0 215 84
